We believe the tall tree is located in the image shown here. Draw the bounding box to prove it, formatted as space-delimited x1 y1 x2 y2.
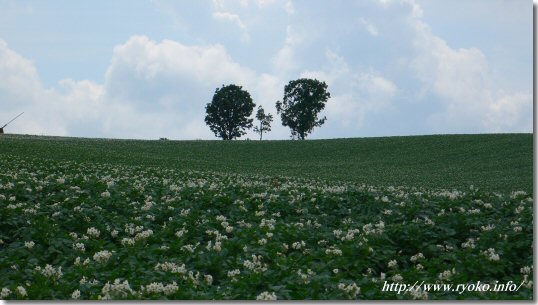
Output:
276 78 330 140
253 106 273 141
205 84 255 140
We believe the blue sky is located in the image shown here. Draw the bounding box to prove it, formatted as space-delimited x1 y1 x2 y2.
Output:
0 0 532 139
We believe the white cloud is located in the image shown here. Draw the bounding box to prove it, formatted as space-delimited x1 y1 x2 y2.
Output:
0 39 103 136
212 11 250 41
485 92 533 132
251 0 293 13
389 0 532 133
0 39 42 109
358 73 397 103
0 36 291 140
375 0 393 7
150 0 188 32
378 0 422 18
359 17 379 37
256 0 276 8
105 36 257 100
406 0 423 18
271 25 307 76
300 50 397 128
254 0 295 15
104 35 267 138
210 0 293 42
411 20 490 106
212 0 249 10
272 45 295 76
0 1 530 140
283 0 294 14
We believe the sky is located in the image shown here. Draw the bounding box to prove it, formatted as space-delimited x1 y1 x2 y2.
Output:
0 0 533 140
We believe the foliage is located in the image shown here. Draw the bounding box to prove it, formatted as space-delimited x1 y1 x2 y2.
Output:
0 134 532 193
0 154 532 300
252 106 273 141
276 78 330 140
205 84 255 140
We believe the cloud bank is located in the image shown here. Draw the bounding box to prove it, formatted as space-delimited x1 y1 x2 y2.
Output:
0 0 531 139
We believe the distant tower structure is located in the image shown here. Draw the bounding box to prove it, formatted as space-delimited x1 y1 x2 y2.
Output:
1 112 24 134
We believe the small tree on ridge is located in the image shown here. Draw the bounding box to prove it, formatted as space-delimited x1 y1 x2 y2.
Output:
253 106 273 141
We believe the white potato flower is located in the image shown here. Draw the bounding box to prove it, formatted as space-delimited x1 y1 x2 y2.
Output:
71 289 81 299
16 286 27 297
93 250 113 263
256 291 277 300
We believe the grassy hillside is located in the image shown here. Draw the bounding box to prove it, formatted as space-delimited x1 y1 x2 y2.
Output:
0 133 532 193
0 133 533 300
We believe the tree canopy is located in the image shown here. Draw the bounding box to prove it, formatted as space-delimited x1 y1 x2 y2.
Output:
204 84 255 140
253 105 273 141
276 78 330 140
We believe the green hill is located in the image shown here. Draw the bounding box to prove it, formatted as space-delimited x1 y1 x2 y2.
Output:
0 133 533 300
0 133 532 193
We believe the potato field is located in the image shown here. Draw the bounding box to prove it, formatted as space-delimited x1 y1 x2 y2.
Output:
0 144 533 300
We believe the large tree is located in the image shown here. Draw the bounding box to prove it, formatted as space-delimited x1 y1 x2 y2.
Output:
276 78 330 140
205 84 255 140
253 105 273 141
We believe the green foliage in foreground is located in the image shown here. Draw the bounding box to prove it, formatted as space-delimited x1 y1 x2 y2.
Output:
0 155 532 300
0 133 532 193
